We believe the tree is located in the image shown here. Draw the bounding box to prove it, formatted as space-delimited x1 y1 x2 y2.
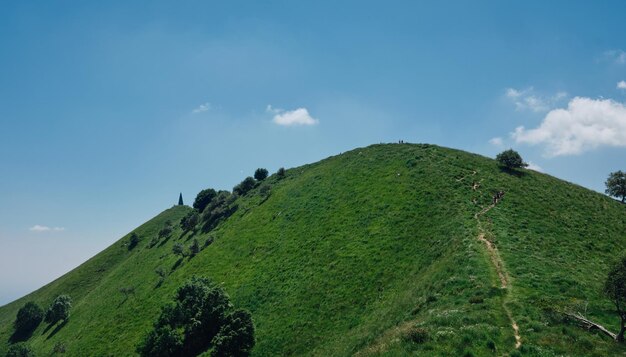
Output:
14 302 43 337
44 295 72 325
276 167 286 179
193 188 217 212
211 310 255 357
496 149 528 169
233 177 256 196
128 232 140 250
254 168 268 181
604 256 626 341
6 343 35 357
178 193 184 206
605 171 626 203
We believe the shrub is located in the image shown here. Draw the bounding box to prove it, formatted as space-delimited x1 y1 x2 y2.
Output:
155 267 167 280
44 295 72 325
260 184 271 199
193 188 217 212
401 326 428 344
202 191 238 231
254 168 268 181
14 302 43 337
495 149 527 169
468 296 484 304
211 310 256 357
119 286 136 299
233 177 256 196
276 167 286 178
172 243 185 257
137 325 184 357
204 237 214 248
604 255 626 341
6 343 35 357
158 224 173 239
52 341 66 354
137 277 244 357
128 233 140 250
180 211 199 233
189 239 200 257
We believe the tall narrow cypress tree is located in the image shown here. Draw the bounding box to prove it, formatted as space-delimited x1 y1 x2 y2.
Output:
178 193 184 206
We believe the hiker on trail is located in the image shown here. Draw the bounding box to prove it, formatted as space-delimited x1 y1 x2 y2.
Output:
493 190 505 204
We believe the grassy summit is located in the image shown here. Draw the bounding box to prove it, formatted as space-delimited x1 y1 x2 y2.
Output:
1 143 625 356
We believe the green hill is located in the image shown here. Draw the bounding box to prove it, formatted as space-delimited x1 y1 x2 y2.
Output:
1 143 625 356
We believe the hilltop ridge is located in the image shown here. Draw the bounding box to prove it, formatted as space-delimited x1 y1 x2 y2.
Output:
1 143 625 356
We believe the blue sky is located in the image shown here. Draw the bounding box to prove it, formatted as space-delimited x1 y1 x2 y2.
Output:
2 1 626 304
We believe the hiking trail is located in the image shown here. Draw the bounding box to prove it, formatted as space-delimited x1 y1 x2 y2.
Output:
466 170 522 350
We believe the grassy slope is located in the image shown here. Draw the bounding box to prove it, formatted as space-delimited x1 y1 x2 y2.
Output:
0 143 625 356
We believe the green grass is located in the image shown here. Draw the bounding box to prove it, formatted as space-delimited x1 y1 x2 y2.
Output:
1 143 625 356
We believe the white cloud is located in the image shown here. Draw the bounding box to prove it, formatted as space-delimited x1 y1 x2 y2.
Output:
526 161 543 172
512 96 626 156
505 87 567 112
267 105 319 126
192 102 211 114
618 81 626 89
604 50 626 64
29 225 65 232
489 137 504 147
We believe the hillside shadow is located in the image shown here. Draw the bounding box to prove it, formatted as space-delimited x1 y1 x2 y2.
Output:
157 235 172 247
171 257 183 272
154 279 164 289
45 320 68 340
117 297 129 308
499 166 525 177
9 327 36 343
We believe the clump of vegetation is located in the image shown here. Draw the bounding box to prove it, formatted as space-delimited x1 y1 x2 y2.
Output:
172 243 185 258
254 168 268 181
158 221 173 239
180 211 199 234
193 188 217 213
155 267 167 283
13 302 43 340
44 295 72 325
6 342 35 357
52 341 66 354
128 233 140 250
605 170 626 203
188 239 200 257
604 256 626 341
401 326 428 344
259 184 271 200
276 167 286 178
496 149 527 169
119 287 136 300
233 177 256 196
212 310 256 357
204 237 214 248
201 191 237 232
137 277 255 357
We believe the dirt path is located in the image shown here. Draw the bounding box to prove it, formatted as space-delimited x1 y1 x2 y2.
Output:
471 178 522 350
